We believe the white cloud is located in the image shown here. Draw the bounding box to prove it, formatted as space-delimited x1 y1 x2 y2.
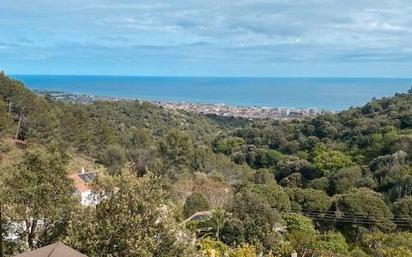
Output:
2 0 412 75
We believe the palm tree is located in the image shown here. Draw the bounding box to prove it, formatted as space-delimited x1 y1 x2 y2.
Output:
205 209 231 241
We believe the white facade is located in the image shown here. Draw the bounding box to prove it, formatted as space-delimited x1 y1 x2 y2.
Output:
75 190 97 206
69 168 98 206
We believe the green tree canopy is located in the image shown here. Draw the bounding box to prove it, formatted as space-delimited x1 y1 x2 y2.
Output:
160 129 194 168
244 184 291 211
283 213 316 235
333 188 395 236
316 232 350 255
226 189 284 252
183 192 209 218
0 100 11 135
313 144 353 175
329 166 363 194
392 196 412 228
97 144 127 175
361 232 412 257
287 188 332 213
66 171 196 257
3 147 75 251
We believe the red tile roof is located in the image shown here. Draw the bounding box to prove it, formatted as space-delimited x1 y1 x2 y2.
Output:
68 172 96 193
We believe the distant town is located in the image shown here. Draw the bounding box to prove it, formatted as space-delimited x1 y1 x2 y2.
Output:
35 90 332 120
154 101 330 120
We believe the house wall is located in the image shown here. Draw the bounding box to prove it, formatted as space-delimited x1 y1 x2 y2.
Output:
80 191 96 206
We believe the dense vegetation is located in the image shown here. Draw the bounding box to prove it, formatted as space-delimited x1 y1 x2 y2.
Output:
0 73 411 257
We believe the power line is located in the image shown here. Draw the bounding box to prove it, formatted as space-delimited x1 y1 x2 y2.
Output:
231 203 412 227
234 203 412 221
300 210 412 222
298 208 412 219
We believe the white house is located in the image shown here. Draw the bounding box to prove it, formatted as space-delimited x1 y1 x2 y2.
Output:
68 168 97 206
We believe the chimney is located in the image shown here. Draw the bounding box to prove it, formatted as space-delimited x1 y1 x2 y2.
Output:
81 167 85 174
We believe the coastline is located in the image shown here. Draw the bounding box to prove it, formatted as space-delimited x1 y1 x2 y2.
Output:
15 75 412 111
34 90 332 120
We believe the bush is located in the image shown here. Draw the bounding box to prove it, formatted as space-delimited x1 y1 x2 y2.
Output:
183 192 209 218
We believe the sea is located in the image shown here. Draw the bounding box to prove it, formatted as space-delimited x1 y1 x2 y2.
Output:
11 75 412 111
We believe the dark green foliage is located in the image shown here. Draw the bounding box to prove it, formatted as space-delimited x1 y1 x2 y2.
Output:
205 114 251 129
244 184 291 211
227 190 283 252
287 188 332 213
379 165 412 202
250 148 283 169
183 192 209 218
2 147 75 251
307 177 330 191
66 172 196 257
213 137 245 155
360 232 412 257
400 113 412 129
333 188 395 236
253 168 275 185
58 104 94 152
122 126 153 149
0 100 11 135
0 74 59 143
392 196 412 228
329 166 364 194
213 91 412 171
202 209 231 241
283 213 316 234
276 156 313 179
160 129 194 167
97 144 127 175
315 232 350 255
369 151 407 182
279 172 302 188
214 137 284 168
1 72 412 255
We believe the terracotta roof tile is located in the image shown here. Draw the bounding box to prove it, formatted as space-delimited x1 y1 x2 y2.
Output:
68 172 96 193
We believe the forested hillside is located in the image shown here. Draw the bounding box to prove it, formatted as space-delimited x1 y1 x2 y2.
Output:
0 73 411 257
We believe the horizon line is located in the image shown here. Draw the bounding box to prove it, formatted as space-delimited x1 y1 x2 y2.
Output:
9 73 412 80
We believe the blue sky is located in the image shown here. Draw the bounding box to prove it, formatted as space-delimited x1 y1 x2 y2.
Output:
1 0 412 77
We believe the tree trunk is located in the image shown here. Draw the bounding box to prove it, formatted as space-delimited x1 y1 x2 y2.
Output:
28 220 38 250
15 114 22 140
